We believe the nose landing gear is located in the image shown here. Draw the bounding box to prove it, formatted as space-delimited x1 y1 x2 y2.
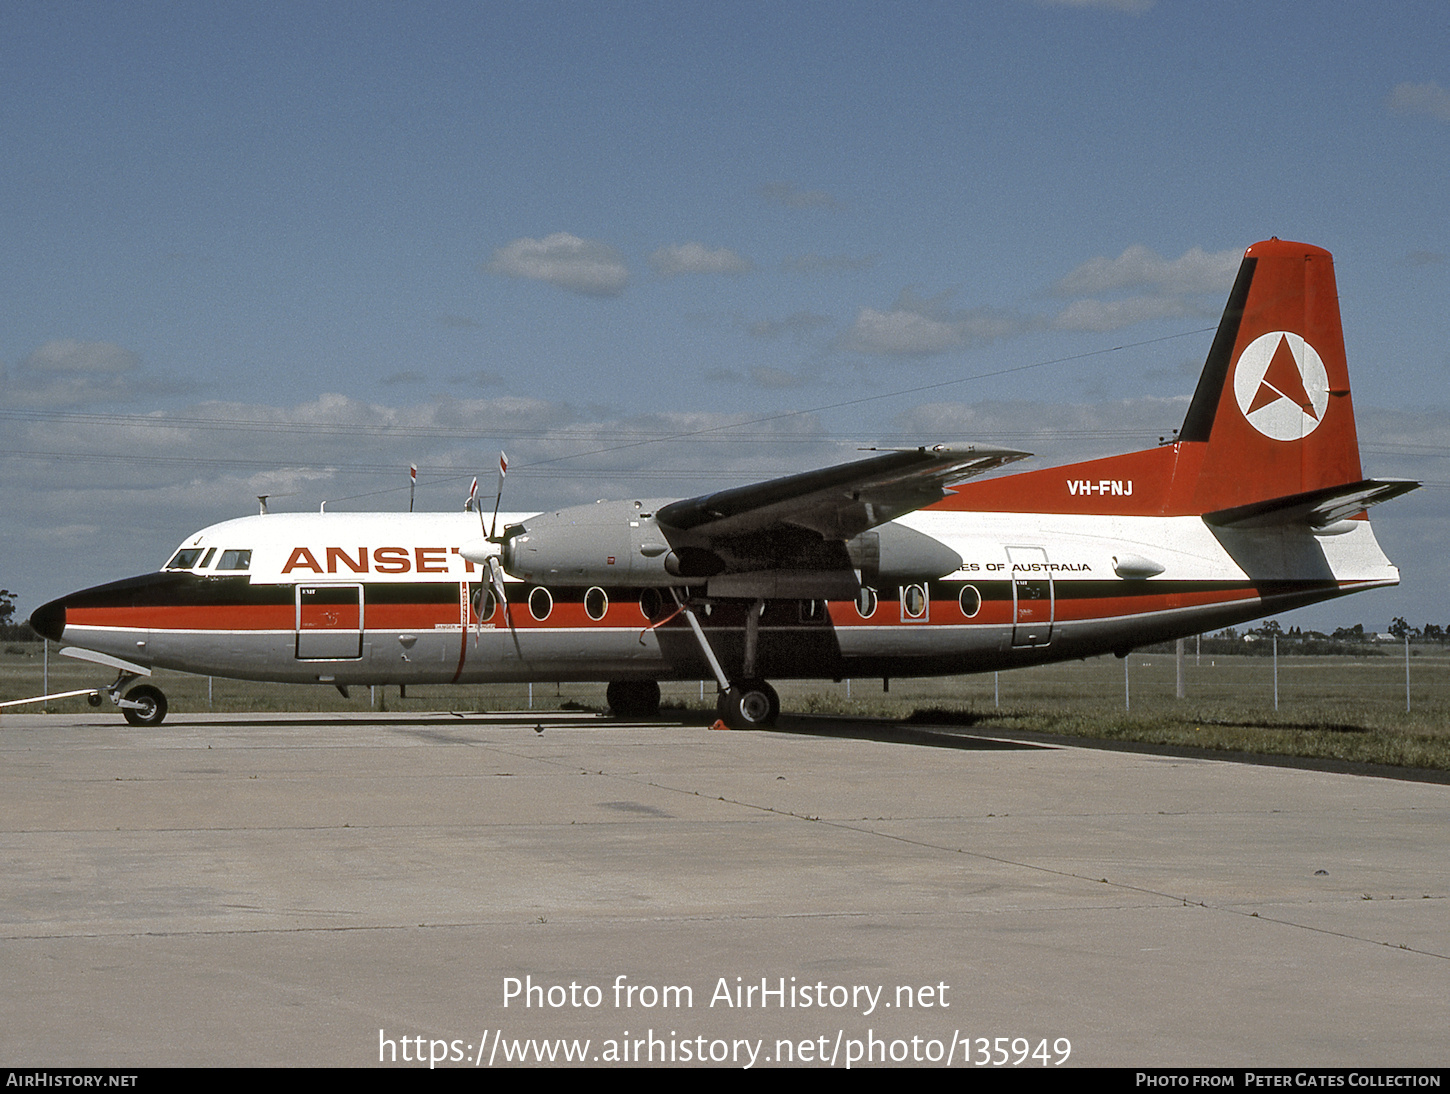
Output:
102 669 169 727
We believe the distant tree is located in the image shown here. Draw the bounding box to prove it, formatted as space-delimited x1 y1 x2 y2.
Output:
1388 617 1413 639
0 588 26 642
1332 623 1366 641
1423 623 1445 641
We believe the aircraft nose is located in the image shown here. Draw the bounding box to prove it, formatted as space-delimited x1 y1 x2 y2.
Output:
28 598 66 643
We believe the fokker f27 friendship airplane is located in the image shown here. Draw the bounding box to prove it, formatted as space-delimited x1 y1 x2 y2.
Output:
28 239 1416 728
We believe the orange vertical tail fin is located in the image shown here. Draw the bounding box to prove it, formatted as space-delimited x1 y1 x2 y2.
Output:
1179 239 1363 512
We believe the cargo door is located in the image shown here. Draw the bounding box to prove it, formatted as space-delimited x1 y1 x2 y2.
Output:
295 584 364 659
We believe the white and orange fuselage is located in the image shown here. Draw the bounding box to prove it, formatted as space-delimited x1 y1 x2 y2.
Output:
30 240 1411 719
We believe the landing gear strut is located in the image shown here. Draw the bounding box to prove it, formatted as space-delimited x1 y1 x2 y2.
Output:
667 590 782 729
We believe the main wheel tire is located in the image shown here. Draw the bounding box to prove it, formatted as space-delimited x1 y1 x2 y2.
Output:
121 684 168 727
716 679 779 729
606 679 661 719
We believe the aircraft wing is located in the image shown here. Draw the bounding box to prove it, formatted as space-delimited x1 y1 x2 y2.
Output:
656 444 1030 542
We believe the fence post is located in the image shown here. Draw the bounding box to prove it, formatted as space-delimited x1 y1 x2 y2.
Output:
1405 634 1411 713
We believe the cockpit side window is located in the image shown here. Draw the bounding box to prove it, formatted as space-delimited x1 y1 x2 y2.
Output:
199 548 216 568
166 549 204 570
216 549 252 571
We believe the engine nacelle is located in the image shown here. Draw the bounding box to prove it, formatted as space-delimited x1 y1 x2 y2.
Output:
492 499 963 593
499 500 687 586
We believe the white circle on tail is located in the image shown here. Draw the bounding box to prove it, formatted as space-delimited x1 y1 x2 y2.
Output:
1232 331 1330 441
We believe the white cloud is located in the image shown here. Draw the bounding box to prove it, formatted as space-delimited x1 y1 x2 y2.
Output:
1387 81 1450 122
0 339 189 408
23 339 139 374
1054 244 1241 297
1051 295 1199 332
486 233 629 297
648 242 753 277
838 289 1029 356
841 307 967 356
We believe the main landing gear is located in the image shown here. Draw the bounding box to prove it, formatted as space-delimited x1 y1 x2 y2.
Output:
606 680 661 719
715 678 779 729
606 594 785 730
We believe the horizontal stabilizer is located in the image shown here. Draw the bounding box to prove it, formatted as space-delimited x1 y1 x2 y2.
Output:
1202 478 1418 530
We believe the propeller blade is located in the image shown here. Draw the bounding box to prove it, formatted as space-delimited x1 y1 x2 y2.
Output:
486 555 524 658
490 450 508 541
487 555 509 607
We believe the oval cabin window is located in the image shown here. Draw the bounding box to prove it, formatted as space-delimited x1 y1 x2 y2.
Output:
958 585 982 619
903 583 927 619
855 587 877 619
472 586 497 622
639 588 663 621
585 586 609 621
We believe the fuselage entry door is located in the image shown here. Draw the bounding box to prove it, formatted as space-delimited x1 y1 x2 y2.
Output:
1007 546 1053 648
296 584 364 659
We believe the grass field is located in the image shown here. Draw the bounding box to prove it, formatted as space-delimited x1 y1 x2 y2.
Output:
3 640 1446 770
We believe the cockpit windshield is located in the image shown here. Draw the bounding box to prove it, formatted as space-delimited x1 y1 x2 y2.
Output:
165 546 251 572
216 549 251 571
165 549 204 570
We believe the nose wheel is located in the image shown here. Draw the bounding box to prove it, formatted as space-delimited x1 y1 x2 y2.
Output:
716 679 779 729
120 684 168 727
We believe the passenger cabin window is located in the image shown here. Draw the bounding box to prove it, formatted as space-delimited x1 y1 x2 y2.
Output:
166 549 204 570
216 549 252 571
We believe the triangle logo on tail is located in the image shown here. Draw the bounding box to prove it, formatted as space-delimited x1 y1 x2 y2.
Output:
1232 332 1330 441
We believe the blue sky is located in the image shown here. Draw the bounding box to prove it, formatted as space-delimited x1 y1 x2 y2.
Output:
2 0 1447 632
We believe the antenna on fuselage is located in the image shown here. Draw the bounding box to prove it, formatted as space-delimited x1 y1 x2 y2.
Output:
257 495 269 515
409 464 417 513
